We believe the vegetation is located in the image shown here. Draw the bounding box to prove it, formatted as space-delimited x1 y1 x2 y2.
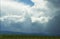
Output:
0 34 60 39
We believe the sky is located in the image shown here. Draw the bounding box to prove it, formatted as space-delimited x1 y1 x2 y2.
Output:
0 0 60 34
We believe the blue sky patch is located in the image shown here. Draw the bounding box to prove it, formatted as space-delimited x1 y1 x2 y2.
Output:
16 0 34 6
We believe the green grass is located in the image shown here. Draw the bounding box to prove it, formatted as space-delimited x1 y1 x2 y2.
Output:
0 34 60 39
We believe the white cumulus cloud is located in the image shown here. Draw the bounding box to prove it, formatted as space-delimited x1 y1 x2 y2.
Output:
0 0 53 23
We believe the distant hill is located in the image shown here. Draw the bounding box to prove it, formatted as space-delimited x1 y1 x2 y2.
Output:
0 31 60 36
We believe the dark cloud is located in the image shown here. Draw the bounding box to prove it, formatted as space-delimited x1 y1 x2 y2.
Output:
46 10 60 34
31 22 44 32
45 0 60 34
47 0 60 8
0 19 44 33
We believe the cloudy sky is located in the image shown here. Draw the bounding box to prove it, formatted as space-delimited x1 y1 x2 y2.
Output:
0 0 60 34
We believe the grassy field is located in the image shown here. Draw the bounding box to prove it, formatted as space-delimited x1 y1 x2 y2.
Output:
0 34 60 39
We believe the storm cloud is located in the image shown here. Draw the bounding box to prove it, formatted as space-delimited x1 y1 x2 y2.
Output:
0 0 60 34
